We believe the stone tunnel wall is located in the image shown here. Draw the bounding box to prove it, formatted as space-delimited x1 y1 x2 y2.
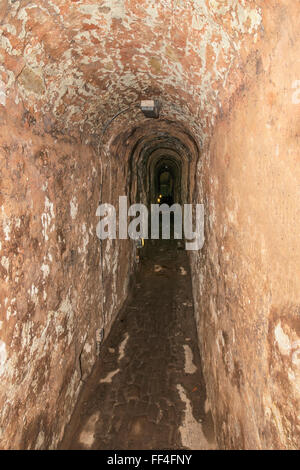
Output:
0 111 136 449
190 3 300 449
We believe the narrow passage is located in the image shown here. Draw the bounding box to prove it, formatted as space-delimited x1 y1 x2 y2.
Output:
61 239 216 450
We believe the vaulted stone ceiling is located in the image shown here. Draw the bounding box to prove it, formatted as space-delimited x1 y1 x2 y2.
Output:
0 0 262 139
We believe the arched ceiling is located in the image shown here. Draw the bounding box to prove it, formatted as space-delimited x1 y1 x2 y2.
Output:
0 0 263 140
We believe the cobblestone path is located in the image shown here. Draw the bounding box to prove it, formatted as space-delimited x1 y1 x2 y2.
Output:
60 239 216 450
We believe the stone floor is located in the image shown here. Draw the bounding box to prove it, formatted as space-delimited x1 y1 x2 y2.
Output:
60 239 216 450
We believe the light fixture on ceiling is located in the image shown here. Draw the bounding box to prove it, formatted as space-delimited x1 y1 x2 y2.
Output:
140 99 160 118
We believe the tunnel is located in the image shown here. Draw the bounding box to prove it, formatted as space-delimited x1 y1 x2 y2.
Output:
0 0 299 450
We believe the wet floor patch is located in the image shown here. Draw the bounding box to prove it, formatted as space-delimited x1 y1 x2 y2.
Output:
118 333 129 361
99 369 120 384
177 385 214 450
79 412 100 448
184 345 197 374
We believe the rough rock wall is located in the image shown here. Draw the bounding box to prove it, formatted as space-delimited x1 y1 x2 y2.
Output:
190 2 300 449
0 111 135 449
